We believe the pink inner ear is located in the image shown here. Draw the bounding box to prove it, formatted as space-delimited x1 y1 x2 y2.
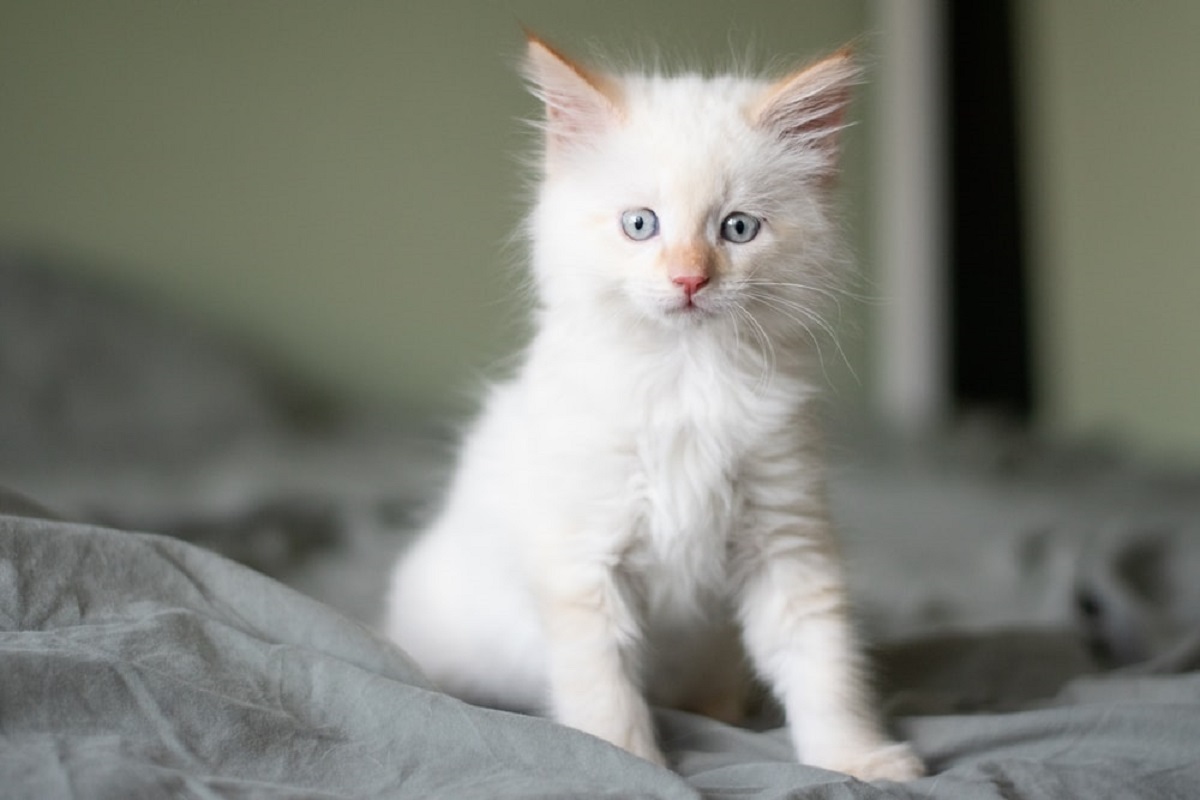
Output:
756 50 859 158
524 34 621 153
544 90 603 138
776 91 848 146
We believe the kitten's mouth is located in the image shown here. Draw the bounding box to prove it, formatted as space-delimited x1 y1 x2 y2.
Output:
664 294 716 320
639 285 722 323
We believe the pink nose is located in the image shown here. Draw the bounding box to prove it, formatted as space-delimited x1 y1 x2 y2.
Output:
672 275 709 299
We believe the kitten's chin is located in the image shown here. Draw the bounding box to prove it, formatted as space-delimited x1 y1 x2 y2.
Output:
646 302 723 330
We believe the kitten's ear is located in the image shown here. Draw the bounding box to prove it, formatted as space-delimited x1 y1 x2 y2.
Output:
522 31 621 158
754 46 860 170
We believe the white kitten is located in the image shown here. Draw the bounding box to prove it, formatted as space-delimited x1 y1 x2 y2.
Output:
384 33 924 781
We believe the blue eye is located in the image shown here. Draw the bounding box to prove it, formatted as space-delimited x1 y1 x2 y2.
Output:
620 208 659 241
721 212 761 243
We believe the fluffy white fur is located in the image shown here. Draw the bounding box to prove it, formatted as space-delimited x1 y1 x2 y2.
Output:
384 35 924 781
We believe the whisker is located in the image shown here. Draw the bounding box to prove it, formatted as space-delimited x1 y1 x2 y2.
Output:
744 289 860 388
744 279 879 305
759 294 841 340
740 279 872 328
757 298 832 385
732 303 776 392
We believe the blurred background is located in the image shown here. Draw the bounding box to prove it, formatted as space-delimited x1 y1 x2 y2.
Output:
2 0 1198 458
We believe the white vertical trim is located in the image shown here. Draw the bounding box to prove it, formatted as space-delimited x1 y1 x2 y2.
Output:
872 0 948 431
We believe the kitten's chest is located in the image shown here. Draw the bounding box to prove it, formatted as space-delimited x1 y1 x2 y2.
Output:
634 409 740 541
624 420 738 609
618 367 772 598
527 330 802 597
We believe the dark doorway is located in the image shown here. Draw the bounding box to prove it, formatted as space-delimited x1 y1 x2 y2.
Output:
945 1 1035 419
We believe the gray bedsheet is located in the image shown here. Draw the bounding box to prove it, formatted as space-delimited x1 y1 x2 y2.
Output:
1 509 685 799
4 501 1199 799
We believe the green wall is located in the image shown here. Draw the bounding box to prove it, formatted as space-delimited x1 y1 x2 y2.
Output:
0 1 869 416
1019 1 1200 456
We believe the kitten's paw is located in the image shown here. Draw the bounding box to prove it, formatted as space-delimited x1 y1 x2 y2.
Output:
816 741 925 782
556 689 667 766
613 724 668 767
572 708 667 766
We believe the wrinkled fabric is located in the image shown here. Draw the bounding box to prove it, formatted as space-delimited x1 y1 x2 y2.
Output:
2 510 1199 799
0 516 691 799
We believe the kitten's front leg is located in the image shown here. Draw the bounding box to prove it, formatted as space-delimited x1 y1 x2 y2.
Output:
536 553 666 767
735 526 924 782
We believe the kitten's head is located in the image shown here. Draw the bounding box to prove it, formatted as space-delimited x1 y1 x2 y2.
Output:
522 33 859 340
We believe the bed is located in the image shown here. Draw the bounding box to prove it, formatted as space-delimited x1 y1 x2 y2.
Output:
2 249 1199 798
